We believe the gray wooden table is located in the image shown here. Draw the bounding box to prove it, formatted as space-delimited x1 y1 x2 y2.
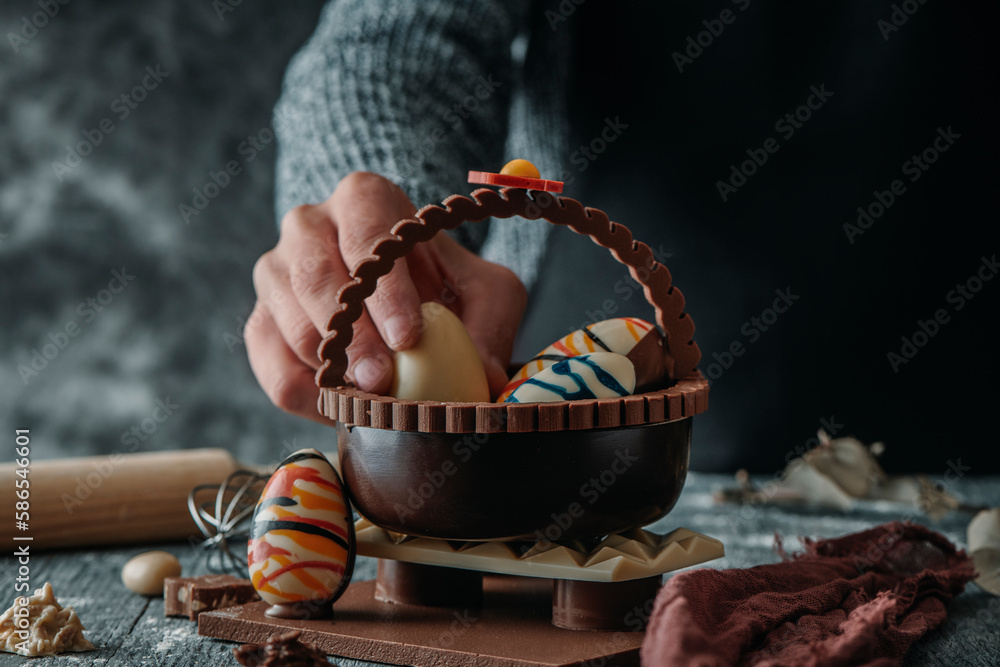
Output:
3 473 997 666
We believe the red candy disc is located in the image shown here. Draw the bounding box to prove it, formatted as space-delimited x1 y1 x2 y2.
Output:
467 171 564 193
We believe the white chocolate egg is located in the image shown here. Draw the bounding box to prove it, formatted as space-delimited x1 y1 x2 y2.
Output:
498 317 663 401
503 352 636 403
248 449 355 610
390 302 490 402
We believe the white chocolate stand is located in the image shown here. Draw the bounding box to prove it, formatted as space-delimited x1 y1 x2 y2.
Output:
355 518 724 583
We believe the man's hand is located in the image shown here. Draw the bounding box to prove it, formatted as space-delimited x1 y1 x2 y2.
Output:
247 172 527 423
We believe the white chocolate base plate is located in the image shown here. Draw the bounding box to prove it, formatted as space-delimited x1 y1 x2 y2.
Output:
354 519 724 582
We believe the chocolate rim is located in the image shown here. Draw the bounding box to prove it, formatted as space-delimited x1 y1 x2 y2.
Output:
320 376 707 433
315 187 705 433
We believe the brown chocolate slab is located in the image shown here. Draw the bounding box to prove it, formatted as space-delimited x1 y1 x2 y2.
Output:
200 577 643 666
165 574 259 621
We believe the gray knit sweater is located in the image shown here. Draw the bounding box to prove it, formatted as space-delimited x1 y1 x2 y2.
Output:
274 0 571 290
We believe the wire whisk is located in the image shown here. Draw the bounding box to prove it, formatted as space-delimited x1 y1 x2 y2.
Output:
188 469 269 574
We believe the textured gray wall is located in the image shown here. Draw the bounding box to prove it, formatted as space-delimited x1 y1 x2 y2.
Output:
1 0 328 464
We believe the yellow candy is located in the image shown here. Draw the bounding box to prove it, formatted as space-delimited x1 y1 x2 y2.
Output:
500 159 540 179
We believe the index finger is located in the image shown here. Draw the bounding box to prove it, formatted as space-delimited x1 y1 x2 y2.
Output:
330 172 423 351
275 204 396 392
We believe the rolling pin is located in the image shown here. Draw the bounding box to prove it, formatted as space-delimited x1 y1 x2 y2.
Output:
1 448 270 550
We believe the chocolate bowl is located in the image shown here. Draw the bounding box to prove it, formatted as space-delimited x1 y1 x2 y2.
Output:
336 418 691 541
315 187 708 541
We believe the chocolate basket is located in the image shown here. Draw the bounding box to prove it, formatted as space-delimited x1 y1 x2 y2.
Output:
316 187 707 541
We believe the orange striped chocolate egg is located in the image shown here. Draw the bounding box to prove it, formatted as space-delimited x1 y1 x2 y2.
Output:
248 448 355 615
498 317 665 401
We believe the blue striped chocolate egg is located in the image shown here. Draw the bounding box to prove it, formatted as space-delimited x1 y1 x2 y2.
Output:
503 352 636 403
499 317 661 401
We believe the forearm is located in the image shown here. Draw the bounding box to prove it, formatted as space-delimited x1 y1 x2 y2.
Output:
274 0 531 253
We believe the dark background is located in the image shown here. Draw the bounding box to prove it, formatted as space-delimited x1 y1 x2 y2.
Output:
521 0 998 473
1 0 996 473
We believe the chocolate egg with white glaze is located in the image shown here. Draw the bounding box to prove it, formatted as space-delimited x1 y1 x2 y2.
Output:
498 317 665 401
503 352 636 403
247 448 355 618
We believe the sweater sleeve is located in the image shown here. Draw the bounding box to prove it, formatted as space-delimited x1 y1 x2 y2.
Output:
274 0 532 256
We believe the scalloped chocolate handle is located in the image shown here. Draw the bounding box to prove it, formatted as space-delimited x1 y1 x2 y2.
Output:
316 188 701 388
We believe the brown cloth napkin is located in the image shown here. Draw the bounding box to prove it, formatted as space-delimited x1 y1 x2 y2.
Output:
641 522 975 667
